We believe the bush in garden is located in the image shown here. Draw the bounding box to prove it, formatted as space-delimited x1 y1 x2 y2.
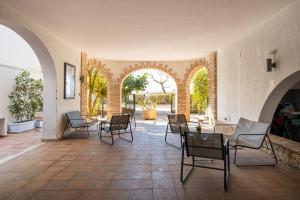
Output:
8 70 43 122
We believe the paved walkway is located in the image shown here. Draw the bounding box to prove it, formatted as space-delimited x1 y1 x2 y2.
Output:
0 122 299 199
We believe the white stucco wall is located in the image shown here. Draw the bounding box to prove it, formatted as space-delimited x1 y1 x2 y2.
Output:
0 25 42 123
217 0 300 123
0 1 81 139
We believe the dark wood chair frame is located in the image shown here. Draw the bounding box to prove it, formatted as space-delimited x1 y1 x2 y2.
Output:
181 132 230 191
99 114 133 145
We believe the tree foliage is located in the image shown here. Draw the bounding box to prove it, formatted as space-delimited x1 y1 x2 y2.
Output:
122 73 149 97
8 70 43 122
191 68 208 113
88 66 107 115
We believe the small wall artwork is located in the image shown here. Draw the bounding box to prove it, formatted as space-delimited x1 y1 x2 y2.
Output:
64 63 76 99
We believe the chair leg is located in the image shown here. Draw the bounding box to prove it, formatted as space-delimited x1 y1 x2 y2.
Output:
224 156 228 191
227 142 230 172
180 135 183 149
118 123 133 143
180 144 185 182
164 124 181 149
234 138 277 166
266 135 278 166
180 144 194 183
99 127 103 140
165 124 169 144
234 145 238 166
111 130 114 145
62 121 69 139
86 126 90 138
129 122 133 142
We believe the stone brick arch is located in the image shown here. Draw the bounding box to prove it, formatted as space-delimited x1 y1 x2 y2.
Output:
118 62 181 85
182 52 217 121
109 62 182 116
81 52 113 115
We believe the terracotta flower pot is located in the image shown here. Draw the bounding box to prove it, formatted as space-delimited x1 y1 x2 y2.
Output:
143 109 157 120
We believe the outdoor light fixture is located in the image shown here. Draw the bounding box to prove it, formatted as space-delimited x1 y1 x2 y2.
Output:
267 49 277 72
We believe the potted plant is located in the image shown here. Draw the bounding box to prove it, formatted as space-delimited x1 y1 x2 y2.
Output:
8 71 43 133
137 94 157 120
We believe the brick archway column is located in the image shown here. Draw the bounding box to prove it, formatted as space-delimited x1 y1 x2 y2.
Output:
208 52 217 121
177 82 189 118
81 52 89 115
108 79 121 116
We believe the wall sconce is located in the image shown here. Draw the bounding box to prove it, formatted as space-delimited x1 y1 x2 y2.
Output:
80 75 84 83
267 49 277 72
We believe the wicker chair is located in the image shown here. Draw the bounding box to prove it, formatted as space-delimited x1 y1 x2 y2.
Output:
99 114 133 145
62 111 99 139
165 114 201 149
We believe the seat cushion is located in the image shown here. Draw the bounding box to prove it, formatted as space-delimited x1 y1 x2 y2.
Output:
232 118 270 148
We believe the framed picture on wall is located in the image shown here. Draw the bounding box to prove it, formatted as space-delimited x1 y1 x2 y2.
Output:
64 63 76 99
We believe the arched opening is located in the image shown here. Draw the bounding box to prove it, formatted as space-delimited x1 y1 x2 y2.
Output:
183 55 217 123
80 57 111 118
0 20 57 140
86 66 109 117
189 68 209 123
259 70 300 142
120 69 178 123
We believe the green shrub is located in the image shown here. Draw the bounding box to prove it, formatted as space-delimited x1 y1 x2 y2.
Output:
8 70 43 122
191 68 208 113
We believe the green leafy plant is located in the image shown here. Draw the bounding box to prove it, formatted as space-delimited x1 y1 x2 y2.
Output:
191 68 208 113
122 73 149 97
8 70 43 122
88 66 108 115
136 93 157 110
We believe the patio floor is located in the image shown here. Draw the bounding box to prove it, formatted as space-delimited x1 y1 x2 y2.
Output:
0 120 299 200
0 128 42 163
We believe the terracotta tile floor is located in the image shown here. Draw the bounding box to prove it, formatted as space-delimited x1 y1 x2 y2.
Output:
0 128 42 161
0 120 299 200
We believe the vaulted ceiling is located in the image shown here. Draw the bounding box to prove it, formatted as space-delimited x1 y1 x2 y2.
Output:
4 0 296 60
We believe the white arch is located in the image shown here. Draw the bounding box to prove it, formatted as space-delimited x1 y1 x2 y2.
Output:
259 70 300 123
0 20 57 140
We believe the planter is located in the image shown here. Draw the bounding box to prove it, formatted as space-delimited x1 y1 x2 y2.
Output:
35 112 43 128
35 120 43 128
143 109 157 120
8 120 36 133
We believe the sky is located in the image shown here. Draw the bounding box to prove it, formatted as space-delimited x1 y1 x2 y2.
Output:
0 25 42 76
130 68 197 93
130 69 177 93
